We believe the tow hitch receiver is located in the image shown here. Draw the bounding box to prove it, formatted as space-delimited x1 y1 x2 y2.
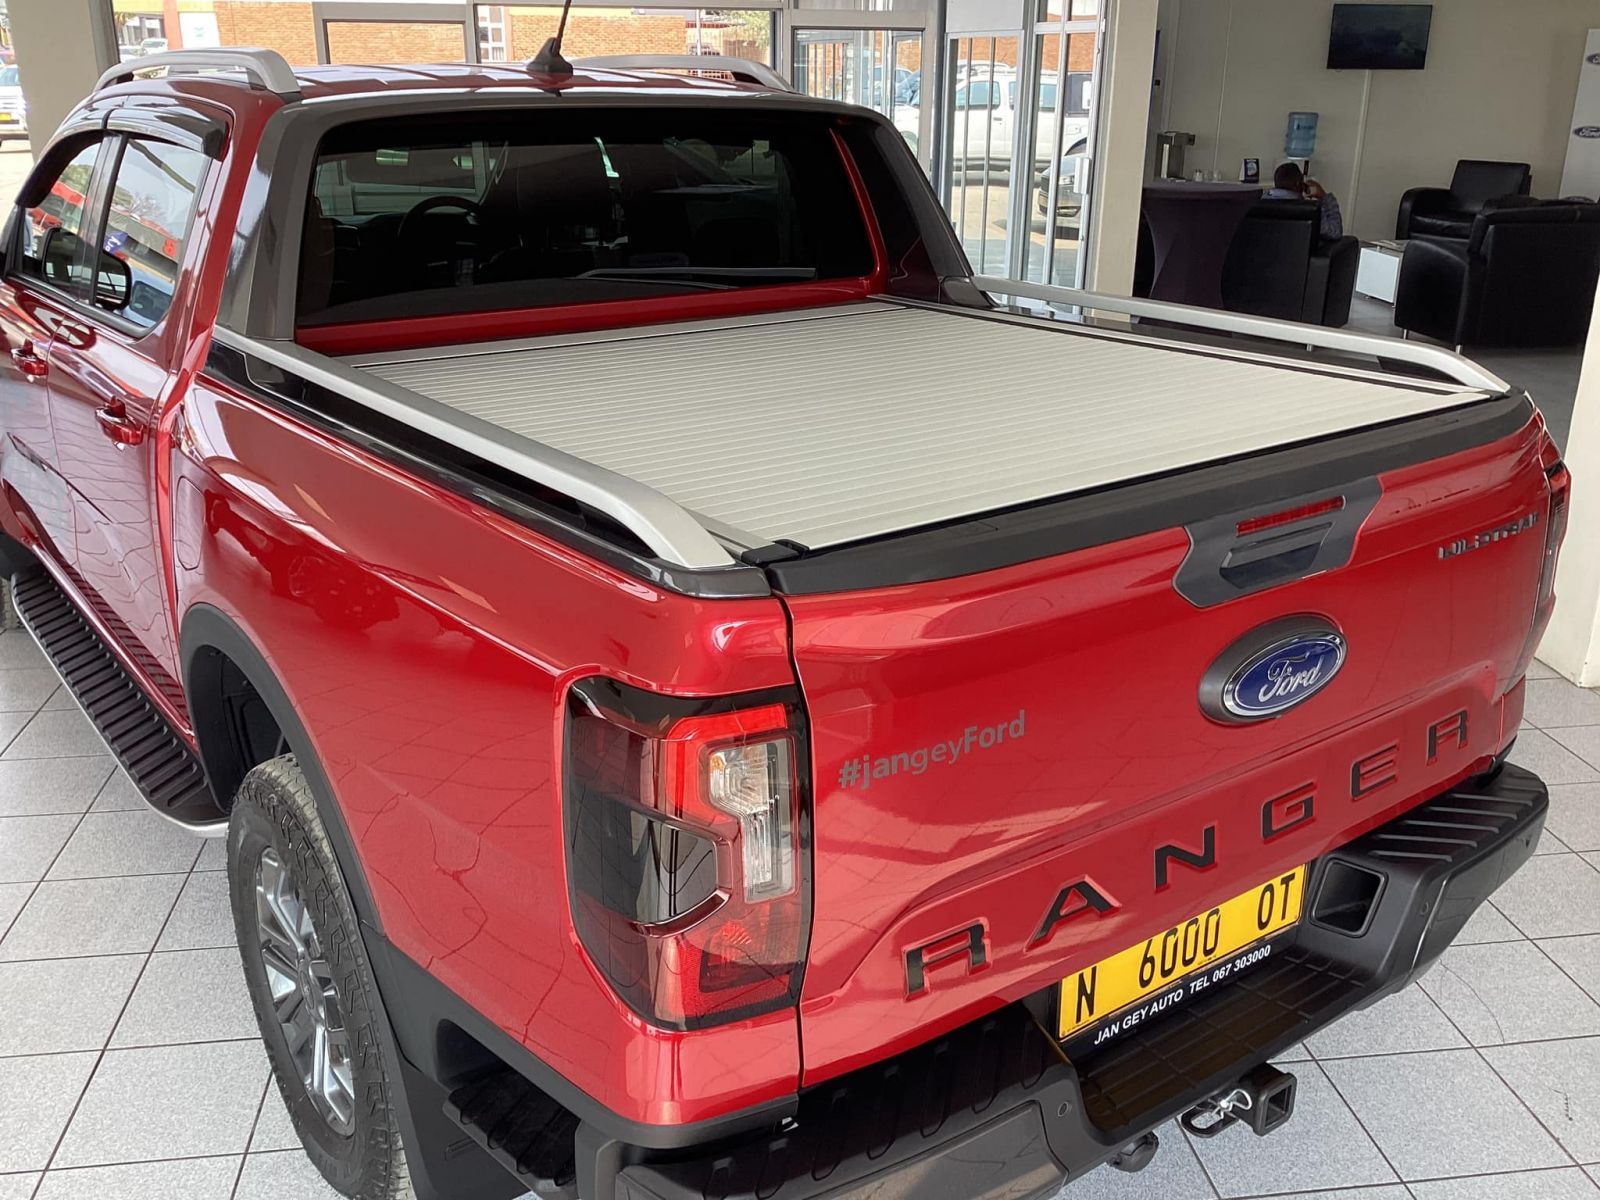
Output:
1180 1064 1297 1139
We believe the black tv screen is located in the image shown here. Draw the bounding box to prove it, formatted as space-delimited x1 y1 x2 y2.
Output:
1328 4 1433 70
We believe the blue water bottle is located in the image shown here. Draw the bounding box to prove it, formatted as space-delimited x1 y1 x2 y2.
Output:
1285 112 1318 160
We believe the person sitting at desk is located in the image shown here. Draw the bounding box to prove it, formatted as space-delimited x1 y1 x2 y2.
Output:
1264 161 1344 242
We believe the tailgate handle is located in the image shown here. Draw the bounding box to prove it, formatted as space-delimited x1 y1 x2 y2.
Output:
1175 479 1383 607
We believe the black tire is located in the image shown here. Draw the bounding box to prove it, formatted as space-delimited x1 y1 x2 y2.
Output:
228 755 413 1200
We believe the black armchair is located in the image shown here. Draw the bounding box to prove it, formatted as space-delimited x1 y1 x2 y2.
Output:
1393 203 1600 347
1221 199 1360 326
1396 160 1532 241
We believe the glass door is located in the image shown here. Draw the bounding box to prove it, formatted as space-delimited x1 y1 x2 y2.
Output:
1022 7 1100 285
791 26 927 160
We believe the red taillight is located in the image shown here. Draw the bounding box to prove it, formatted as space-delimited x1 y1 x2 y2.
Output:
1235 496 1345 536
1537 465 1570 610
563 679 808 1029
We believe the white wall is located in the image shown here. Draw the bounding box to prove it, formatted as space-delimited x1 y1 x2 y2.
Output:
1087 0 1160 294
1158 0 1596 240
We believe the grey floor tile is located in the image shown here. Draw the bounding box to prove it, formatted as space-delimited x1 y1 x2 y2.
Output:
1587 852 1600 873
33 1155 241 1200
89 770 144 813
1229 1191 1410 1200
1589 1165 1600 1187
0 882 30 937
0 874 183 960
112 948 257 1047
159 870 237 952
1540 936 1600 1003
250 1082 301 1152
1455 901 1524 945
1322 1048 1567 1179
2 710 107 760
0 954 144 1055
0 634 46 670
1409 1167 1600 1199
0 712 32 755
1539 829 1575 856
1547 782 1600 853
1059 1121 1213 1198
1552 727 1600 773
47 809 201 880
1529 660 1561 680
1484 1037 1600 1164
40 688 78 714
0 758 114 818
0 1051 97 1172
0 814 79 883
0 668 61 713
1524 679 1600 729
0 1174 40 1200
234 1150 343 1200
1187 1064 1394 1196
1274 1041 1312 1063
1510 731 1600 786
1418 940 1600 1046
54 1040 268 1167
1493 854 1600 938
196 836 227 871
1308 983 1466 1058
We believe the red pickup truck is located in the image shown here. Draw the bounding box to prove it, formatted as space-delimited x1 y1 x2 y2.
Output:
0 47 1568 1200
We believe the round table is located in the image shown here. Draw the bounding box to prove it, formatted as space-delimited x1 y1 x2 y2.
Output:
1140 180 1263 309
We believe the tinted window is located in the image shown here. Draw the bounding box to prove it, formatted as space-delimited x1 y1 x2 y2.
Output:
957 81 1000 110
298 110 877 325
17 141 103 297
95 139 208 331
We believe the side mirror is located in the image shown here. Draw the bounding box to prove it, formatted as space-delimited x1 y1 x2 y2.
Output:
94 253 131 312
40 224 86 290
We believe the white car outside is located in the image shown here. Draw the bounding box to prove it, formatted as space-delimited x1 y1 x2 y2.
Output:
0 66 27 143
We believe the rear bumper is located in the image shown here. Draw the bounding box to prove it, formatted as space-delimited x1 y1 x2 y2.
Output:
600 762 1546 1200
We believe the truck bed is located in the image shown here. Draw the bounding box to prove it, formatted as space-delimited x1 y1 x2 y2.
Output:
345 302 1496 553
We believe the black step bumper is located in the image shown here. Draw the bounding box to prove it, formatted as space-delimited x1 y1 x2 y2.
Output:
595 763 1546 1200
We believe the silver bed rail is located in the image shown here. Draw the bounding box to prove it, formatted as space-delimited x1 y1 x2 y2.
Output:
96 47 301 99
971 275 1511 395
211 330 737 570
574 54 793 91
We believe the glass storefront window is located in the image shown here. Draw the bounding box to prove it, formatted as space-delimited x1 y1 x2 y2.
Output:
945 35 1018 276
1024 31 1095 286
325 20 467 63
792 28 922 155
474 6 775 66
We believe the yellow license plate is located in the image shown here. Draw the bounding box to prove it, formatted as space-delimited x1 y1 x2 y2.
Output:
0 114 14 123
1056 865 1306 1041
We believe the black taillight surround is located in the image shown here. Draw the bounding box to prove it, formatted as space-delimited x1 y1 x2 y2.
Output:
562 676 813 1031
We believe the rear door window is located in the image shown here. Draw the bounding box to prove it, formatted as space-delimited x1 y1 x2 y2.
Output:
15 140 105 298
298 108 878 325
93 138 209 331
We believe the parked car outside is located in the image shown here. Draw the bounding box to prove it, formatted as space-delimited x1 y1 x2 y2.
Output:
0 65 27 143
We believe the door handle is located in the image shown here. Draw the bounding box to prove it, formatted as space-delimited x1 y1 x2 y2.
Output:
95 398 146 447
10 343 48 379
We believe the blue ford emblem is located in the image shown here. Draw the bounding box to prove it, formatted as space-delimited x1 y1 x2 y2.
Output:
1200 618 1347 723
1576 126 1600 139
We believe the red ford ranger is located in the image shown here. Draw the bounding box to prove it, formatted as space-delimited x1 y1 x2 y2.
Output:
0 45 1569 1200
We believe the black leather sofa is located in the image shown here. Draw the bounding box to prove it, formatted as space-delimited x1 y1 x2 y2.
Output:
1221 199 1360 327
1396 160 1532 241
1393 202 1600 347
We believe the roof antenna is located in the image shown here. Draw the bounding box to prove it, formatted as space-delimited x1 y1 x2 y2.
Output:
528 0 575 77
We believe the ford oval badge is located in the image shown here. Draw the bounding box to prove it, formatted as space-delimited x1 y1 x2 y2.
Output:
1200 617 1347 724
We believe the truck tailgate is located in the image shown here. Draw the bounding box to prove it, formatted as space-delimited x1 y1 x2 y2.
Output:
782 405 1552 1085
348 303 1494 553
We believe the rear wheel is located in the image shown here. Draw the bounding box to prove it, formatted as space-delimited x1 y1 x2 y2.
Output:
228 755 413 1200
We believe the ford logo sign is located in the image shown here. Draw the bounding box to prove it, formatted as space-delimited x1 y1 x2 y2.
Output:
1588 53 1600 65
1200 618 1347 724
1576 126 1600 139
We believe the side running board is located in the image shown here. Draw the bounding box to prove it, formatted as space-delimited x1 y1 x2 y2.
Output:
445 1069 580 1200
11 568 224 830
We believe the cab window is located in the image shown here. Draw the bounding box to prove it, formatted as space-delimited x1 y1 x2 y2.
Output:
93 138 209 331
15 140 104 297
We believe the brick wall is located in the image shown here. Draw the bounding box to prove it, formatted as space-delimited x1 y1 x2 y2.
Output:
505 10 686 60
325 19 465 62
212 1 317 66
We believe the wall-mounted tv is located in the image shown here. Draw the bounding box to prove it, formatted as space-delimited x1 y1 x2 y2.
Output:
1328 4 1433 71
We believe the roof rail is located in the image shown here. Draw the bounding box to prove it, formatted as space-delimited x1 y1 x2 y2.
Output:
971 275 1511 394
96 47 301 100
574 54 792 91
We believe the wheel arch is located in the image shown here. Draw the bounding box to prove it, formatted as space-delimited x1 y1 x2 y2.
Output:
179 602 382 932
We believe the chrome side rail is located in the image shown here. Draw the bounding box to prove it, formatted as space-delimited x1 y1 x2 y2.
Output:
96 47 301 99
971 275 1510 395
210 329 737 570
574 55 793 91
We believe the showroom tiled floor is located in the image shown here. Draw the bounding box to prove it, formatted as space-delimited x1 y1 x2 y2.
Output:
0 628 1598 1200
